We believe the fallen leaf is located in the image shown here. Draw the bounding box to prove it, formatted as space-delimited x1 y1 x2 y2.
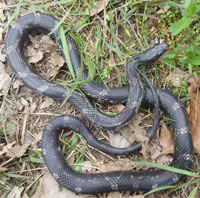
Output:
0 62 11 95
21 97 29 106
7 186 28 198
166 69 191 86
40 98 54 109
0 166 8 172
0 8 7 22
0 142 16 156
0 27 3 41
29 50 43 63
81 161 93 172
189 74 200 154
30 102 37 113
90 0 109 16
98 158 133 172
32 172 90 198
107 192 121 198
0 49 6 62
40 35 57 52
109 133 130 148
160 123 174 152
6 142 30 158
153 123 174 159
12 79 22 90
49 52 65 67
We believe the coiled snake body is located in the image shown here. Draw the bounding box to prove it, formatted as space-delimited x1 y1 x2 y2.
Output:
6 13 193 194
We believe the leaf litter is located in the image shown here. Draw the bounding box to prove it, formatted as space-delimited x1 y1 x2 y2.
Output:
188 74 200 154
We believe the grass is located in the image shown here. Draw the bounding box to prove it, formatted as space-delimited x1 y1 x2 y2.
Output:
1 0 200 197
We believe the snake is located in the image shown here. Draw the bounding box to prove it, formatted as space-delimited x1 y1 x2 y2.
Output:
5 12 193 194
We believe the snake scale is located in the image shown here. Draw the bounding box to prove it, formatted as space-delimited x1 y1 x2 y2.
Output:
6 13 193 194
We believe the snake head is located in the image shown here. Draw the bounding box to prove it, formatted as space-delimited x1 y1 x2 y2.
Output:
129 43 169 67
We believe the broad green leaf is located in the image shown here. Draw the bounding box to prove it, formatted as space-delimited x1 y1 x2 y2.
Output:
167 1 184 9
183 0 191 8
190 56 200 65
187 3 197 16
169 17 194 35
164 52 177 59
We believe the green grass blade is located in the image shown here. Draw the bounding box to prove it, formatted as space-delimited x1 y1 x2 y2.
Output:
26 157 45 163
4 0 22 31
189 186 198 198
4 173 27 179
173 178 200 191
61 85 77 106
135 161 199 177
84 51 95 80
60 26 75 79
23 1 48 13
42 0 74 8
144 185 176 196
49 0 76 34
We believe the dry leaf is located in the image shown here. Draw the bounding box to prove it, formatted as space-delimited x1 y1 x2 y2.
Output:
107 192 121 198
98 159 133 172
0 142 16 156
40 35 57 52
7 186 28 198
0 166 8 172
40 98 54 109
6 142 30 158
189 74 200 154
0 62 11 95
29 50 43 63
81 161 93 172
90 0 109 16
116 104 125 112
153 123 174 159
12 79 22 90
166 69 191 86
30 102 37 113
0 8 6 22
0 48 6 62
109 133 130 148
0 27 3 41
50 53 65 67
21 97 29 106
160 123 174 152
32 172 89 198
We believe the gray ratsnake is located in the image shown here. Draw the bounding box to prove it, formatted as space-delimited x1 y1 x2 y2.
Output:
6 13 193 194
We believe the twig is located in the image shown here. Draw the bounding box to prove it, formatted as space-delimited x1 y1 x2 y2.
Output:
96 15 125 48
121 9 144 49
21 106 29 144
24 171 47 193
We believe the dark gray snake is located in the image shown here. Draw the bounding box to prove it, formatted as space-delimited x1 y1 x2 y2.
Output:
6 13 193 194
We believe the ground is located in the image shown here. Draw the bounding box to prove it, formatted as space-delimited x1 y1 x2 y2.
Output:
0 0 200 198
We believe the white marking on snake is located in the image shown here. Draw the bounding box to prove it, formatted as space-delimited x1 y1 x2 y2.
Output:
172 102 180 111
37 85 48 92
